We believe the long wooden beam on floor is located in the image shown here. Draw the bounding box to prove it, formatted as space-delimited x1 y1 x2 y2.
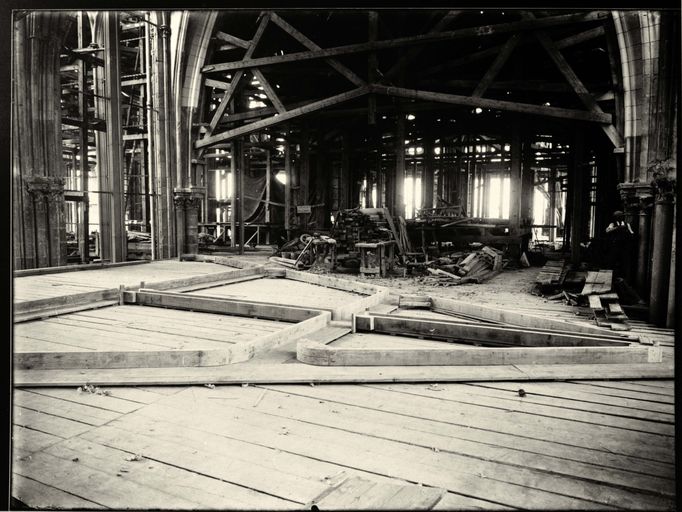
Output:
14 289 123 322
354 314 637 347
430 296 638 339
192 253 266 269
13 260 149 278
14 266 265 323
13 361 674 387
127 289 327 322
297 340 660 366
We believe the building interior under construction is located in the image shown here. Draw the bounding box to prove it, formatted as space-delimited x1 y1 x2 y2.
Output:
10 8 679 511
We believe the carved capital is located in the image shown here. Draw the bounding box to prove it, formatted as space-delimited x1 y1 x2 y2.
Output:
652 176 676 202
649 158 676 202
25 175 65 200
173 194 201 210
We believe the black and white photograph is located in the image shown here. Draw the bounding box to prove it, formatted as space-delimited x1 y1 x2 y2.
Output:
8 6 679 510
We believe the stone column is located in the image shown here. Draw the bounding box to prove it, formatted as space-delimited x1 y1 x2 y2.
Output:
174 188 203 256
25 176 68 267
649 175 675 326
12 12 73 269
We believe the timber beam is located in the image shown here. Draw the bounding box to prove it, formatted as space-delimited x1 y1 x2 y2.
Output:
269 12 365 87
297 339 661 366
369 85 612 123
353 313 635 347
128 289 327 322
205 13 271 138
421 25 606 76
522 11 623 147
202 11 609 74
195 86 370 148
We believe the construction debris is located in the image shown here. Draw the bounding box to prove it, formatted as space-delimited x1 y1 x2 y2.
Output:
588 293 632 331
416 246 505 286
270 233 337 270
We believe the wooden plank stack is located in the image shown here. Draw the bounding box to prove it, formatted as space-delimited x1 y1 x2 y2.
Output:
581 270 631 331
535 260 566 289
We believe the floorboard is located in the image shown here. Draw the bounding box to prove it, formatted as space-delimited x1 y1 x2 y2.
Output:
10 261 676 510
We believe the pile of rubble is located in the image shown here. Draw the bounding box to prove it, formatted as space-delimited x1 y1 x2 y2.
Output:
417 246 505 286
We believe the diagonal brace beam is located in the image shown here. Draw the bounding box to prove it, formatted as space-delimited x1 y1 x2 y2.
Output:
206 13 271 136
384 10 463 81
251 67 286 114
523 12 623 147
269 12 365 86
472 33 522 98
196 86 370 148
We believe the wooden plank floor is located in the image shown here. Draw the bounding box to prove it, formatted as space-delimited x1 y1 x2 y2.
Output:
11 259 676 509
13 261 235 303
186 277 365 310
12 378 675 510
14 305 286 354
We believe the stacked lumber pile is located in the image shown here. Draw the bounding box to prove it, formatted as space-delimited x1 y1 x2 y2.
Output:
418 246 504 286
534 260 567 291
581 270 631 331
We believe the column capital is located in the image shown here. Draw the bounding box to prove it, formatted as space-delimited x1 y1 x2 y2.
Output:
652 176 676 202
173 188 202 210
617 181 654 201
25 175 65 199
649 158 676 202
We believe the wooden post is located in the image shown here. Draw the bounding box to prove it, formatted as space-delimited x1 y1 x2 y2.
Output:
509 121 522 235
375 133 384 208
228 142 237 247
265 149 271 244
367 11 378 125
284 138 292 238
521 132 535 233
548 168 557 243
570 132 585 264
394 106 406 218
238 139 245 254
422 136 434 210
459 144 469 215
341 130 351 210
481 171 491 218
